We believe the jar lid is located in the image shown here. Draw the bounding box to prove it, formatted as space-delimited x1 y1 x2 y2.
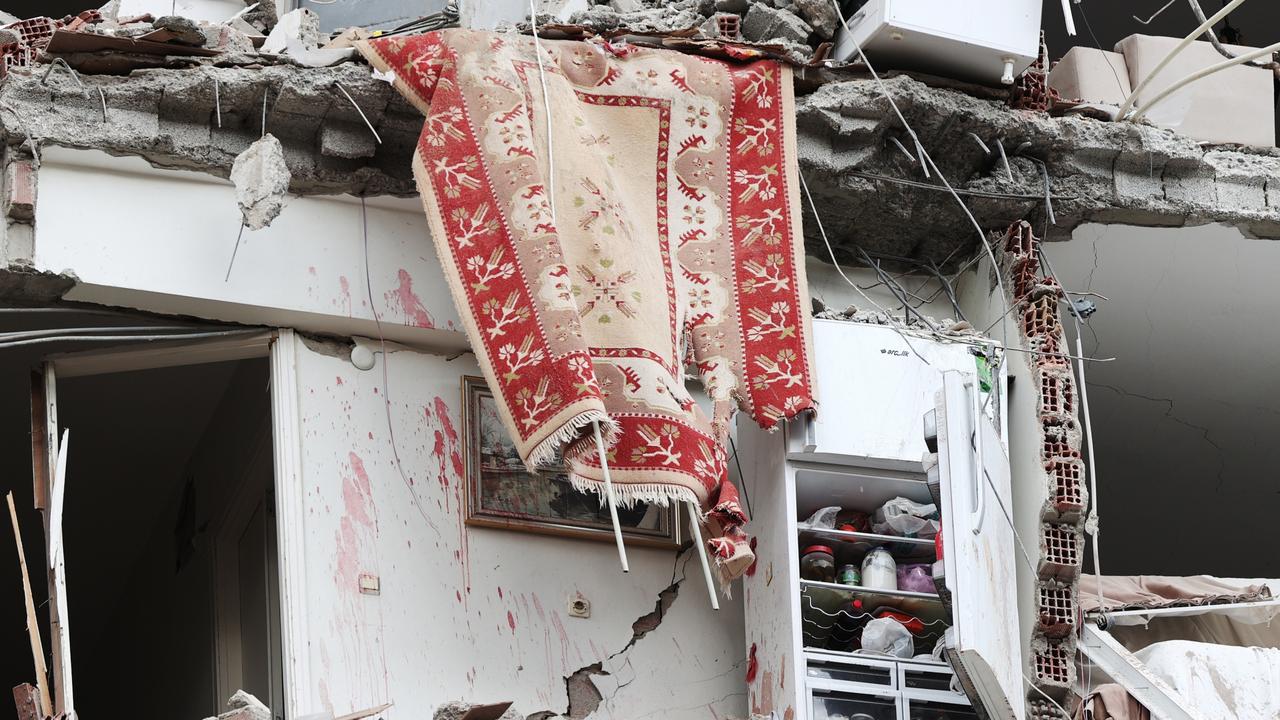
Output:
801 545 834 556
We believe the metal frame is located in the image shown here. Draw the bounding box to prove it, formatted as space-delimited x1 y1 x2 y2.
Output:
1094 599 1280 626
1078 624 1203 720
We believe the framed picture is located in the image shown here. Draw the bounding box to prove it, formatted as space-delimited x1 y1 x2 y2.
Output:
462 375 680 548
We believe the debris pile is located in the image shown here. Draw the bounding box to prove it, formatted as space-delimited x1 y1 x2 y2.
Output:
0 2 457 77
568 0 839 62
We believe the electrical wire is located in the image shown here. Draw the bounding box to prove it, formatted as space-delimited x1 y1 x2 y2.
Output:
361 195 442 539
799 171 932 366
1185 0 1270 67
0 329 263 350
1133 39 1280 122
1117 0 1251 118
827 1 1011 363
0 325 204 341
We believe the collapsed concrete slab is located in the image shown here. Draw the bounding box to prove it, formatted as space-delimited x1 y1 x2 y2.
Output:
0 61 420 196
796 73 1280 267
4 49 1280 269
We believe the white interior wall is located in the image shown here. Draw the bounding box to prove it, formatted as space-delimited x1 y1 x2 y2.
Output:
279 337 747 719
33 148 464 352
1044 222 1280 578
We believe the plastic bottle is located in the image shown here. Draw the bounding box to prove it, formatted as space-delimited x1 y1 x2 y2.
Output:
799 545 836 583
836 563 861 586
861 546 898 591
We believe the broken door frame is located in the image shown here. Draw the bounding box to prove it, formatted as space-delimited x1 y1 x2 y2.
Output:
31 329 313 718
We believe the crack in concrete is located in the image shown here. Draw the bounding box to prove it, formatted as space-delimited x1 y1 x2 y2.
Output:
531 572 685 720
1091 382 1227 489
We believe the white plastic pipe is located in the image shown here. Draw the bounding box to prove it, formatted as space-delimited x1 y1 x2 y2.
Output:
1060 0 1077 37
685 503 720 610
1117 0 1251 118
1133 39 1280 121
592 421 629 573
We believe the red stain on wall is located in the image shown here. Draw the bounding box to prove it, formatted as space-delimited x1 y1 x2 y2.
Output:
385 268 436 328
338 275 352 316
745 643 759 683
507 610 517 632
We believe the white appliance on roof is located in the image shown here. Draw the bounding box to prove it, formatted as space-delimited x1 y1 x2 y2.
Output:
832 0 1043 86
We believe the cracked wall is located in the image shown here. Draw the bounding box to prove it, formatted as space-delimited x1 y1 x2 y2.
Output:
285 340 747 719
1043 222 1280 580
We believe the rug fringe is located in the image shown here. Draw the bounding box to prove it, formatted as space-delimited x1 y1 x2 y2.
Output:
528 410 616 470
568 476 698 510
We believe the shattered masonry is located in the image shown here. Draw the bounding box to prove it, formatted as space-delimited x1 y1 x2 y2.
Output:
998 220 1086 716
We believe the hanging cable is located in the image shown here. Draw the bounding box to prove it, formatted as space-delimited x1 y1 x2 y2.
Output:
1185 0 1270 66
1133 39 1280 122
1117 0 1251 118
360 196 443 541
798 171 932 366
0 329 263 350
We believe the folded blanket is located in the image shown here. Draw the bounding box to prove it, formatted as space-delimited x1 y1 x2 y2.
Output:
358 30 817 581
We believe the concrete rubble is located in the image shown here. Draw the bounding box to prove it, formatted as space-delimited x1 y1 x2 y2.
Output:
231 133 291 230
570 0 823 61
202 690 271 720
433 701 523 720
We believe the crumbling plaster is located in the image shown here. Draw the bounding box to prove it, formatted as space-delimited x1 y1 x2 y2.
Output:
8 63 1280 274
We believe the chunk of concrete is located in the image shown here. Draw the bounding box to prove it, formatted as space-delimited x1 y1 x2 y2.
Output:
433 701 523 720
261 7 322 54
320 122 377 160
1048 46 1130 106
231 133 291 230
793 0 838 40
153 15 208 46
201 690 271 720
741 3 810 45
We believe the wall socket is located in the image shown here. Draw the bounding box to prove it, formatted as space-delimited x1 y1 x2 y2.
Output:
568 593 591 618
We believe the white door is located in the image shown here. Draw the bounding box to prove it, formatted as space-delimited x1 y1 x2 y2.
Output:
933 371 1024 720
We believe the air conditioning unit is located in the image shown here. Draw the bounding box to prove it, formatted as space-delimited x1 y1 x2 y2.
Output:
832 0 1043 86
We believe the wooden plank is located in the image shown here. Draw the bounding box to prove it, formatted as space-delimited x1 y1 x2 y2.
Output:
11 683 41 720
29 371 48 512
7 493 52 718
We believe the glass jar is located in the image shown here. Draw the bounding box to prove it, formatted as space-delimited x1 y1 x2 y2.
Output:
799 545 836 583
861 546 898 591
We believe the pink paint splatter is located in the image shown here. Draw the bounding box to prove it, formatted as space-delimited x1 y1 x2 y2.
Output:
338 275 352 316
498 587 504 599
746 643 759 683
308 266 317 276
342 452 375 529
384 269 435 328
507 611 517 632
335 376 344 386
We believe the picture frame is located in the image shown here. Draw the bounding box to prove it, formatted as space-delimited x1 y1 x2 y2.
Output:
462 375 680 548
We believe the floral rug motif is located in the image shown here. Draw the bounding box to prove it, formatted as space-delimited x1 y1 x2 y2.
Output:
359 29 817 581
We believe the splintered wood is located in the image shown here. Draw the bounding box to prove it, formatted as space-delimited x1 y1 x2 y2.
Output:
7 492 52 718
